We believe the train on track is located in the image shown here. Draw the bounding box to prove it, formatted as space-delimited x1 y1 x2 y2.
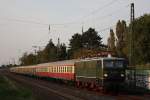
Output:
10 56 127 91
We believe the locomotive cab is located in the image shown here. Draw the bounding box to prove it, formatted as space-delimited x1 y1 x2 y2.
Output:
103 58 126 82
102 58 127 91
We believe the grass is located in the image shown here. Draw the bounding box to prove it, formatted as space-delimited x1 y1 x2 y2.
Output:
0 75 34 100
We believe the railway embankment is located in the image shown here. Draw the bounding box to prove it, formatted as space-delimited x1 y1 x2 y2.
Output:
0 72 34 100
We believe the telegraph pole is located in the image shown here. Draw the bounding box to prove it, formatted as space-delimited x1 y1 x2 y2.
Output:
129 3 135 66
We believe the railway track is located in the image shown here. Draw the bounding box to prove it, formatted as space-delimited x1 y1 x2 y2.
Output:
3 70 114 100
1 69 150 100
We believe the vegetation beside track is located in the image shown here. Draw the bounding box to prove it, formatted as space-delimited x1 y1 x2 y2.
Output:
0 75 34 100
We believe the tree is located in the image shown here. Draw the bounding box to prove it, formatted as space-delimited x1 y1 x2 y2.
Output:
69 33 82 51
107 29 116 52
130 14 150 64
57 43 67 60
116 20 127 57
19 52 36 65
36 50 45 64
68 28 103 58
82 28 102 49
43 39 57 62
69 33 82 58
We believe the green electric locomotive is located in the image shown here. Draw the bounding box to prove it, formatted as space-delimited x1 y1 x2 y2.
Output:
75 57 127 90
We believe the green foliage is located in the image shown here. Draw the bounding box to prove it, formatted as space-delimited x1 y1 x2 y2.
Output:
116 20 127 57
20 53 36 65
57 43 67 60
43 39 57 62
131 14 150 65
113 14 150 65
18 14 150 66
82 28 102 49
69 28 104 58
107 29 116 52
69 33 82 51
20 39 67 65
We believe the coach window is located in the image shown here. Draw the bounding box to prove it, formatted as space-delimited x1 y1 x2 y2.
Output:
52 67 54 72
67 67 69 72
64 67 66 73
51 67 52 72
65 66 67 73
63 66 65 73
67 67 68 73
55 67 57 73
68 67 70 73
59 67 60 73
68 67 70 72
67 67 70 72
66 66 68 72
49 67 51 72
51 67 53 72
57 67 59 73
62 67 63 72
66 67 68 72
70 67 72 72
53 67 54 72
69 67 71 72
54 67 56 73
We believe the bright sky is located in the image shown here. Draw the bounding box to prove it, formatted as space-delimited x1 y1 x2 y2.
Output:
0 0 150 65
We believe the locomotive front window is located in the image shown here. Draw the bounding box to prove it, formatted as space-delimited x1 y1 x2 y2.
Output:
104 60 124 68
115 60 124 68
104 60 114 68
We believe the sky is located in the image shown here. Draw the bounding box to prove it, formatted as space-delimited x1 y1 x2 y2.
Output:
0 0 150 65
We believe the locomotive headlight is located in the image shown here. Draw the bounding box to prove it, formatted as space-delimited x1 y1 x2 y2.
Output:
121 74 124 77
104 74 108 77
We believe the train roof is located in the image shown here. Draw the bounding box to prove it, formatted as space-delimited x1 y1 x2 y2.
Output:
76 57 125 62
11 57 125 69
37 59 80 67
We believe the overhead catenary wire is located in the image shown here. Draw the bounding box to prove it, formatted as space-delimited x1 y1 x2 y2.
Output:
0 0 122 27
56 0 121 25
0 1 134 65
0 0 131 46
97 19 130 33
87 4 129 23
